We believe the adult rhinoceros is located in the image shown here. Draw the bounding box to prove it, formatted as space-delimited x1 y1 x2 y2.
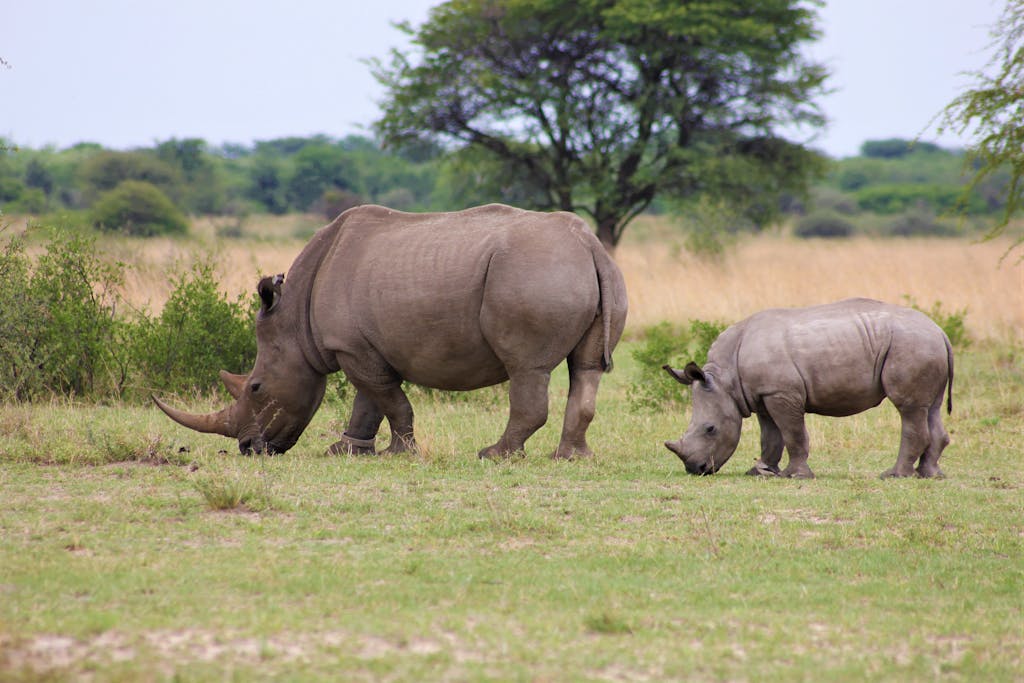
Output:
662 298 953 479
154 203 628 459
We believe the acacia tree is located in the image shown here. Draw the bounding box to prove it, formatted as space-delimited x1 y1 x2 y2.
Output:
936 0 1024 251
374 0 829 249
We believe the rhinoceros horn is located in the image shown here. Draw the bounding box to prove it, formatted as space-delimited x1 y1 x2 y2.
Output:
152 395 239 438
219 370 248 400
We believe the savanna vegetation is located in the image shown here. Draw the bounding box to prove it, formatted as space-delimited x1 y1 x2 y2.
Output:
2 1 1022 678
0 212 1021 680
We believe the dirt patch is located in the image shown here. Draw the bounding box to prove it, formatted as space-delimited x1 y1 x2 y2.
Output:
1 628 463 678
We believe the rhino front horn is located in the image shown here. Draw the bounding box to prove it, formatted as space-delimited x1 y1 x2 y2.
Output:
152 395 239 438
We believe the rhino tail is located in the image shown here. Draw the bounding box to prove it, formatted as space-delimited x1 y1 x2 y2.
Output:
945 335 954 415
592 244 628 373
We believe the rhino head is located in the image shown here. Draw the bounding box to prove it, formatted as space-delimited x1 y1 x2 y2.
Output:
662 363 743 475
154 274 327 455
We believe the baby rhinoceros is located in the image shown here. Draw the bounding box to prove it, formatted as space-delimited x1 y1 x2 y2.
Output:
663 298 954 479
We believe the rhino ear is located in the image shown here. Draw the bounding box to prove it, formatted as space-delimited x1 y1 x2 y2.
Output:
663 362 706 386
257 274 284 316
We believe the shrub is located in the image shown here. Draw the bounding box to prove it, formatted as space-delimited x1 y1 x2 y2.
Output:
903 296 970 348
321 187 364 219
0 231 38 400
129 261 258 397
0 228 127 400
628 319 728 412
885 210 959 237
91 180 189 236
377 187 416 211
855 183 987 215
794 212 854 238
810 186 859 215
0 177 26 202
677 197 745 258
9 187 48 214
77 150 182 204
860 138 913 159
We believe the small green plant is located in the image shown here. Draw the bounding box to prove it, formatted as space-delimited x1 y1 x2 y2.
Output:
191 467 276 512
903 296 971 348
192 474 259 511
584 611 633 635
628 318 728 412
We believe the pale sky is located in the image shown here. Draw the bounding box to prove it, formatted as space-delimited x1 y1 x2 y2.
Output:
2 0 1005 158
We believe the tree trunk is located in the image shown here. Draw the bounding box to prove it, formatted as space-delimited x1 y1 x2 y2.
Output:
595 216 618 256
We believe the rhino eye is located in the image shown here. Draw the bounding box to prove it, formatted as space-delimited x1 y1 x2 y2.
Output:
251 382 262 394
704 424 717 436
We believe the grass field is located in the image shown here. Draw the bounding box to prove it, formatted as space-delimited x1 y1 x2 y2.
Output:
90 213 1024 343
1 218 1022 680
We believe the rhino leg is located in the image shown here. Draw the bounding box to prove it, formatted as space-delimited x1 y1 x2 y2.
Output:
764 397 815 479
881 405 930 478
552 362 602 460
747 412 783 476
328 390 383 455
341 380 416 455
479 370 550 459
377 386 417 454
916 398 949 478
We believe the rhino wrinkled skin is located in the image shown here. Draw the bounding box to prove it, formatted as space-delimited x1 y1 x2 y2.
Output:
155 203 628 459
663 298 954 479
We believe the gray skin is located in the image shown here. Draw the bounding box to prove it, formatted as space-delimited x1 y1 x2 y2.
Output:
154 203 628 459
663 298 953 479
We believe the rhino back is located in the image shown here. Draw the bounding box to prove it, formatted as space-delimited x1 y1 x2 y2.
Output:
310 204 607 390
735 298 940 416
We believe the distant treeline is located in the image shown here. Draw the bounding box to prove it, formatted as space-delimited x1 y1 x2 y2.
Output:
0 134 1006 238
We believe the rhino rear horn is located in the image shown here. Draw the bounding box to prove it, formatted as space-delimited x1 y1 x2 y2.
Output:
663 362 707 385
152 395 239 438
219 370 248 399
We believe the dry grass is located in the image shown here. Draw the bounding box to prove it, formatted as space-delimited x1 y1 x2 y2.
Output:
12 213 1022 342
619 217 1023 342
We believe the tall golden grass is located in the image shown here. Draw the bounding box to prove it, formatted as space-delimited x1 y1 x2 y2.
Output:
88 215 1023 343
619 218 1023 342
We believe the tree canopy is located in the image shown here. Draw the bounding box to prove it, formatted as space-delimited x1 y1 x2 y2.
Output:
373 0 830 248
936 0 1024 250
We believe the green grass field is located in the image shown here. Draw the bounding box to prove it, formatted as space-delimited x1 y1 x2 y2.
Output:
1 341 1021 681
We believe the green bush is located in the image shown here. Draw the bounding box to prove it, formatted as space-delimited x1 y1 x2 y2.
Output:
0 231 38 400
91 180 189 236
321 187 363 219
0 229 127 400
885 210 959 237
77 150 182 204
0 177 26 202
129 261 258 397
628 319 728 412
794 212 854 238
855 183 987 215
904 296 970 348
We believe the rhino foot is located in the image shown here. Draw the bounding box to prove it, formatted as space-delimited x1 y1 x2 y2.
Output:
879 466 916 479
551 445 594 460
327 433 377 456
915 464 946 479
478 445 526 460
747 461 781 477
781 465 815 479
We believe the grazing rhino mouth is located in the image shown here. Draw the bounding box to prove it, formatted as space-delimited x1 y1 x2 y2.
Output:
664 440 717 475
688 461 716 476
238 435 295 456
